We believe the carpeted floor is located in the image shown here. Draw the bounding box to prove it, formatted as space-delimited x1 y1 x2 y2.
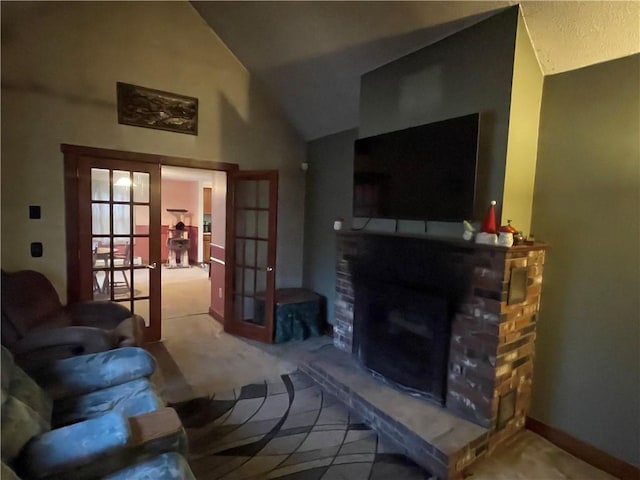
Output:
161 265 212 320
171 371 433 480
152 287 617 480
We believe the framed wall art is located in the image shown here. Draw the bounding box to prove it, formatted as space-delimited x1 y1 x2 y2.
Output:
117 82 198 135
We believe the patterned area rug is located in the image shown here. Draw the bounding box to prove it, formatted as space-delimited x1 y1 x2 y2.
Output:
171 371 434 479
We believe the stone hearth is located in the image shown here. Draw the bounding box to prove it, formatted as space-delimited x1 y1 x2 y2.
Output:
301 346 488 480
305 231 547 479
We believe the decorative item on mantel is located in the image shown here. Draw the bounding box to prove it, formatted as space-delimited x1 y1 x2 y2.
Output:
462 220 476 241
475 200 498 245
498 219 517 247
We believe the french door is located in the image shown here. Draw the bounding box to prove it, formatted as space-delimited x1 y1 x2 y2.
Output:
224 171 278 343
70 153 162 342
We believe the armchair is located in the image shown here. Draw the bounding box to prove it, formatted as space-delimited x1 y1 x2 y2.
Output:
1 269 145 369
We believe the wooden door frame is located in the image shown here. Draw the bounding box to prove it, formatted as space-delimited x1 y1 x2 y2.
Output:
62 144 239 336
223 170 278 343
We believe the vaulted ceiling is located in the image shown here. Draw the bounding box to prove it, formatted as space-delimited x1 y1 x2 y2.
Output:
192 1 640 140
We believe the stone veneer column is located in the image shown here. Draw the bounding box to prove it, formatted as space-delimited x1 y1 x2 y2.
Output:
446 244 547 470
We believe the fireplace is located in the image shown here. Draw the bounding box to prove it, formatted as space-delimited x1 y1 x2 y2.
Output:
327 230 547 478
349 233 474 406
353 279 451 405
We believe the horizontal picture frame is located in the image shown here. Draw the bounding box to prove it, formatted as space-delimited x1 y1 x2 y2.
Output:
117 82 198 135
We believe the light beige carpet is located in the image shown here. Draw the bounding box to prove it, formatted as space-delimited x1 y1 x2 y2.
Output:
464 431 616 479
148 315 301 403
161 265 212 319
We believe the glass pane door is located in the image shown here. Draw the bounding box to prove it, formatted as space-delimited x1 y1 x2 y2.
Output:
226 171 277 343
91 169 152 320
77 155 161 342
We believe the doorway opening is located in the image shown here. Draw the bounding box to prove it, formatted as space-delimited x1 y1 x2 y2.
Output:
63 144 237 342
63 143 278 345
159 166 226 327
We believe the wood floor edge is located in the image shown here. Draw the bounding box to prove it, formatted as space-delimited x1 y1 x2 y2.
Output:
526 416 639 480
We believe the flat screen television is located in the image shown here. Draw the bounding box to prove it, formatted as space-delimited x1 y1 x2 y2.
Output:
353 113 480 221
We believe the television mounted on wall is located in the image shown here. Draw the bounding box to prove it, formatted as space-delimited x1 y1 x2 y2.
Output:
353 113 480 221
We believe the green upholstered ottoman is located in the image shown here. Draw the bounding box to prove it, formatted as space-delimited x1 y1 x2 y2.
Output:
257 288 322 343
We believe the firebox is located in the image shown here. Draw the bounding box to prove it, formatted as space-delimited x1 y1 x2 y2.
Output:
353 279 451 405
348 233 474 407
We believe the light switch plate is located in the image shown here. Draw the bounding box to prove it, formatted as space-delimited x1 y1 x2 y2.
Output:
29 205 41 219
31 242 43 257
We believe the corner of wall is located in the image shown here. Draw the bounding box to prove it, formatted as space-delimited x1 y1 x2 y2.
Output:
501 12 544 234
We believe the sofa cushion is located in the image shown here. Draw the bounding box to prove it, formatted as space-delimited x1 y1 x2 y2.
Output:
110 315 145 347
1 346 53 425
1 394 49 464
52 378 163 428
101 452 196 480
9 365 53 425
0 270 66 348
28 347 156 400
1 346 15 394
20 411 130 479
1 346 52 465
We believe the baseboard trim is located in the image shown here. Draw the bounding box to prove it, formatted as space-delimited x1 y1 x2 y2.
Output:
526 416 639 480
208 307 224 325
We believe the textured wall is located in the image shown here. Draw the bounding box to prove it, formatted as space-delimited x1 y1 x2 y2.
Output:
531 53 640 466
303 129 357 325
520 1 640 75
1 1 305 298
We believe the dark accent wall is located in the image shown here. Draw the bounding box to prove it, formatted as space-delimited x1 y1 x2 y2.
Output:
303 8 521 319
530 53 640 467
359 7 518 224
303 129 357 325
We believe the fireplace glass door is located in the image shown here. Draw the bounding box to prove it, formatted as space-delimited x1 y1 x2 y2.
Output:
353 280 451 405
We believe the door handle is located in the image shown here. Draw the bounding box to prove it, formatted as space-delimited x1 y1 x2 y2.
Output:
147 263 157 270
266 266 274 272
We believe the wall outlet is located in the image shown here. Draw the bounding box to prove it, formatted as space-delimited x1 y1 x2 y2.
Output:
219 287 223 298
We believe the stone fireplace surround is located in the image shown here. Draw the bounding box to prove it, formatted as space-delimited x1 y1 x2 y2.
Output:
301 231 547 479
